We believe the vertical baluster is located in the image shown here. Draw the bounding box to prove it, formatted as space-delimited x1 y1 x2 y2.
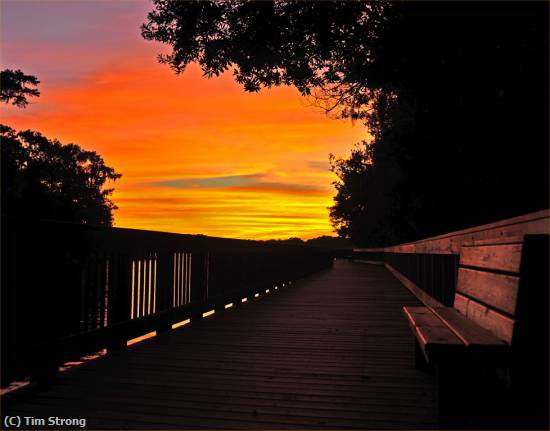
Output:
175 253 179 306
79 252 88 333
95 252 102 329
177 253 181 306
107 253 131 350
97 252 106 328
153 253 157 313
130 260 135 320
103 256 110 327
187 253 192 304
178 253 185 306
148 255 152 315
182 253 189 304
184 252 187 306
66 252 81 335
142 257 147 317
177 253 181 307
181 253 185 306
172 253 176 307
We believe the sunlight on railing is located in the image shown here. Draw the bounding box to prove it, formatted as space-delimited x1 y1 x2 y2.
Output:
127 331 156 346
130 253 159 319
137 260 141 316
131 261 136 319
153 254 157 312
203 309 215 318
148 258 152 315
172 319 190 329
173 252 192 307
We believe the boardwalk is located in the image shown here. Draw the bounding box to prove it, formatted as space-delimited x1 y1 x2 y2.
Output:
2 261 436 429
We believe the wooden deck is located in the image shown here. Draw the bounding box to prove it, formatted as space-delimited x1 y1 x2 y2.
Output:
2 260 436 429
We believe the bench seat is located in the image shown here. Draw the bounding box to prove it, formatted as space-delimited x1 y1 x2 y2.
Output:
400 234 548 428
404 305 510 366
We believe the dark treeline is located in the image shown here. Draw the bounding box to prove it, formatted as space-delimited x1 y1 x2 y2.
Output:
266 236 354 250
331 1 549 246
142 1 549 246
1 69 121 226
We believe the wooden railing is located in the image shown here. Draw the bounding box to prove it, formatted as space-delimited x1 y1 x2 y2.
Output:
353 209 550 429
352 209 550 306
1 217 334 386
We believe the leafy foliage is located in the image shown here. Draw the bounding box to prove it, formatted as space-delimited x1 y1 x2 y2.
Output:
143 1 549 246
331 2 549 245
142 1 390 106
1 69 40 108
1 125 121 226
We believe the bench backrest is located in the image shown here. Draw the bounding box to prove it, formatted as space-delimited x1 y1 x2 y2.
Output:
454 234 548 345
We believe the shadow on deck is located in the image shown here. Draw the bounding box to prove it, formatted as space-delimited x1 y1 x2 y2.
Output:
2 260 436 429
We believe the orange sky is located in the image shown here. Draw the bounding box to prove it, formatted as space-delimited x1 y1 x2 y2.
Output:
1 1 367 240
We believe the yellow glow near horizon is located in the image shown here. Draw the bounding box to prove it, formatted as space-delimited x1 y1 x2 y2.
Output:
1 3 367 240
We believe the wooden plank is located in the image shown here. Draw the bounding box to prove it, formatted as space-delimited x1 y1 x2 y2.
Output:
403 306 446 329
454 293 516 344
461 236 524 247
1 261 437 429
416 325 464 354
357 210 548 255
431 307 507 347
353 259 385 265
414 325 463 364
456 268 519 315
403 306 463 365
460 243 523 273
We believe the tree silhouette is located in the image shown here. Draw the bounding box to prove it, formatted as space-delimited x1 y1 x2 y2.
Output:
1 69 40 108
141 0 390 117
1 69 121 226
329 2 548 245
143 1 549 246
1 125 121 226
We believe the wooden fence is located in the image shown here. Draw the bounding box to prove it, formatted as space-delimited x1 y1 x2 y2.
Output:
1 217 334 386
352 209 549 306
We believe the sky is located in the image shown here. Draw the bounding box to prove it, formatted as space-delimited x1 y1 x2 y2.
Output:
1 0 367 240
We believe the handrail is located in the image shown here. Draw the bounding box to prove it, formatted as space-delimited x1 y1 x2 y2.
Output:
355 209 549 254
351 209 550 307
1 217 334 386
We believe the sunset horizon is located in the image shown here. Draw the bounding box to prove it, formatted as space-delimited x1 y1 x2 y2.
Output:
1 0 366 240
2 2 548 428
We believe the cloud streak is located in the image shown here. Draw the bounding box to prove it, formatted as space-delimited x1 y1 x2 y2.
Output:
147 174 324 193
1 0 368 239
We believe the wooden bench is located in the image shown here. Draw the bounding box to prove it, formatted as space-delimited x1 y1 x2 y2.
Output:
403 234 548 428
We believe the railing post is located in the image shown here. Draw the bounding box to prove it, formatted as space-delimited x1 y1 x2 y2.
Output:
155 251 173 332
190 252 208 321
106 253 131 350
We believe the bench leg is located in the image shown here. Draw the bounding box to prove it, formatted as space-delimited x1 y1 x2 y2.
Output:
414 340 434 373
436 364 472 429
